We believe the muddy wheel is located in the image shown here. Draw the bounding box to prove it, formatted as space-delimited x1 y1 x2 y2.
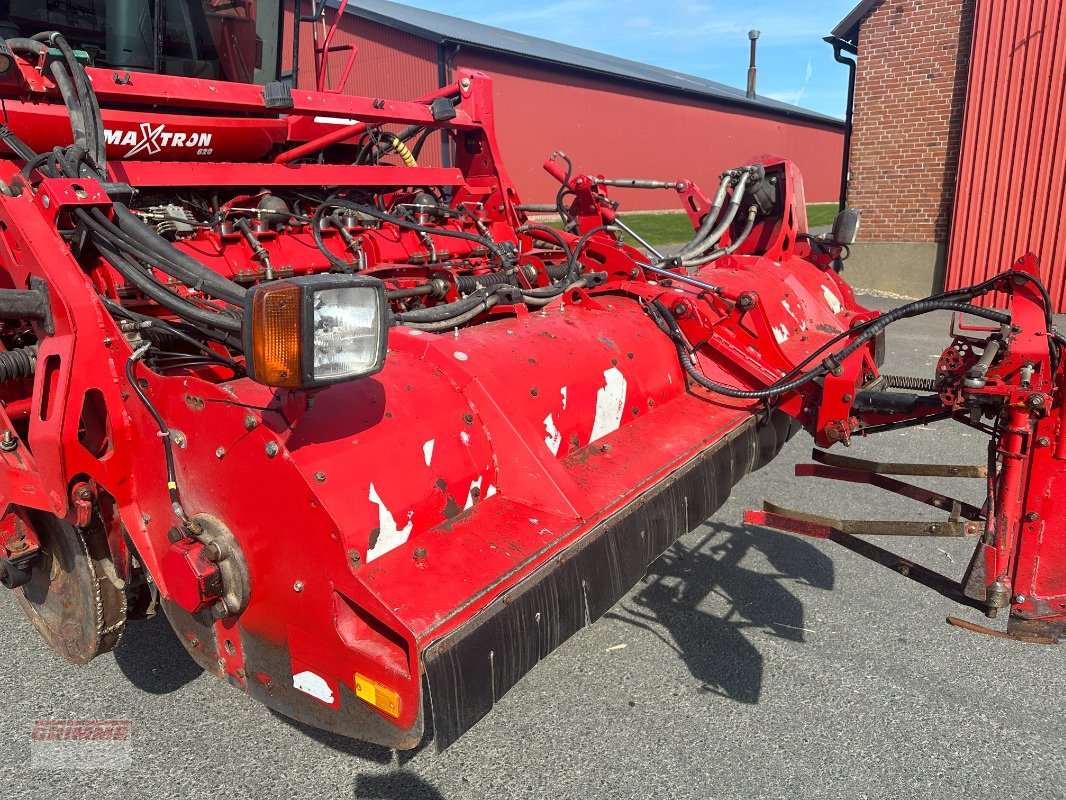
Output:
14 511 127 665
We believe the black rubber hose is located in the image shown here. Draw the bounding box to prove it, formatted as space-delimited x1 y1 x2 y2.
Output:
34 31 104 171
5 38 45 56
85 207 234 303
110 205 247 305
47 62 88 150
568 225 616 280
398 295 501 331
647 296 1013 401
0 345 38 382
395 287 499 323
88 224 242 335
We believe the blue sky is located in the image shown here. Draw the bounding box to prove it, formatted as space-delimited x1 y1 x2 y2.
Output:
394 1 858 119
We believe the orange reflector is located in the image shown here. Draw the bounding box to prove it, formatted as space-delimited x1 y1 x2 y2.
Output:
354 673 401 718
248 282 302 387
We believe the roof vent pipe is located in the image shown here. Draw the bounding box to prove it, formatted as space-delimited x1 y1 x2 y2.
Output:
746 29 760 99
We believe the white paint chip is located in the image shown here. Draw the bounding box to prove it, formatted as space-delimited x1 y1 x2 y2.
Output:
422 439 435 467
313 115 360 125
485 484 497 498
366 482 413 562
293 671 335 705
464 476 483 510
453 351 468 361
543 413 562 455
821 284 843 314
590 367 627 444
459 431 471 446
560 386 568 410
773 324 790 344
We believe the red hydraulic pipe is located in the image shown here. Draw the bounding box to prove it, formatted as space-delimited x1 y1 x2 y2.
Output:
275 120 368 163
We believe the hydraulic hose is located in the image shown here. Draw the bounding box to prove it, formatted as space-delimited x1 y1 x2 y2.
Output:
676 173 732 259
110 205 247 305
90 229 241 335
676 171 753 262
397 293 502 331
647 294 1013 401
684 204 758 268
394 287 501 324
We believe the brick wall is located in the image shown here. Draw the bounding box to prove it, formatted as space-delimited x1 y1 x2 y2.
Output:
849 0 976 242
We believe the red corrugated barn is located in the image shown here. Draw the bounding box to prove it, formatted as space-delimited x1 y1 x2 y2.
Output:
834 0 1066 308
280 0 845 213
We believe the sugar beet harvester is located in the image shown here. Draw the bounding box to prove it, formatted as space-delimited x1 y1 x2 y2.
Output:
0 15 1062 752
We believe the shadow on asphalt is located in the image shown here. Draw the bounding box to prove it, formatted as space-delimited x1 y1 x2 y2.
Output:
268 709 433 766
353 772 448 799
113 612 203 694
608 523 834 703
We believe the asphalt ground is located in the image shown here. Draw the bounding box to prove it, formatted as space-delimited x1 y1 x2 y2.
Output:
2 295 1063 799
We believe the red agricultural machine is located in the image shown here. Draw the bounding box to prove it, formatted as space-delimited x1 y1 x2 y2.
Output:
0 1 1061 752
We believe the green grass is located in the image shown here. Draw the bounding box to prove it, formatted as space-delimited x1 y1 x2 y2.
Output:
544 203 840 247
806 202 840 228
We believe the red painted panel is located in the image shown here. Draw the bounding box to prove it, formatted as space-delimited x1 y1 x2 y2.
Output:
947 0 1066 309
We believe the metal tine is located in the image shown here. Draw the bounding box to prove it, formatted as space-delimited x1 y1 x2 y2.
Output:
811 449 988 478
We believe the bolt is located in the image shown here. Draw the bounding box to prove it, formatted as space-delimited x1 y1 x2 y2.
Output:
1025 511 1040 522
293 580 304 592
413 546 427 560
470 486 481 499
205 541 225 562
1037 436 1051 447
347 549 361 566
167 527 184 543
74 485 92 500
673 303 688 316
217 658 226 670
235 668 246 680
265 441 279 458
1028 394 1045 408
314 471 326 483
601 443 612 452
0 430 17 451
141 512 151 524
459 77 471 90
212 599 230 619
842 393 853 403
244 415 257 431
462 413 474 425
1013 594 1027 604
215 446 226 458
530 387 538 397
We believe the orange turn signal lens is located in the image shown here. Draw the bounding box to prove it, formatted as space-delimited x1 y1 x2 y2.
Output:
354 673 401 718
247 282 302 387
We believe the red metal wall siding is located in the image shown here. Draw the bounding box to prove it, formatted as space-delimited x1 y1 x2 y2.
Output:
280 6 444 164
455 50 844 211
947 0 1066 308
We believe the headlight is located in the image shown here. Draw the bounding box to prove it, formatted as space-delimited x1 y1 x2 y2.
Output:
243 275 388 388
